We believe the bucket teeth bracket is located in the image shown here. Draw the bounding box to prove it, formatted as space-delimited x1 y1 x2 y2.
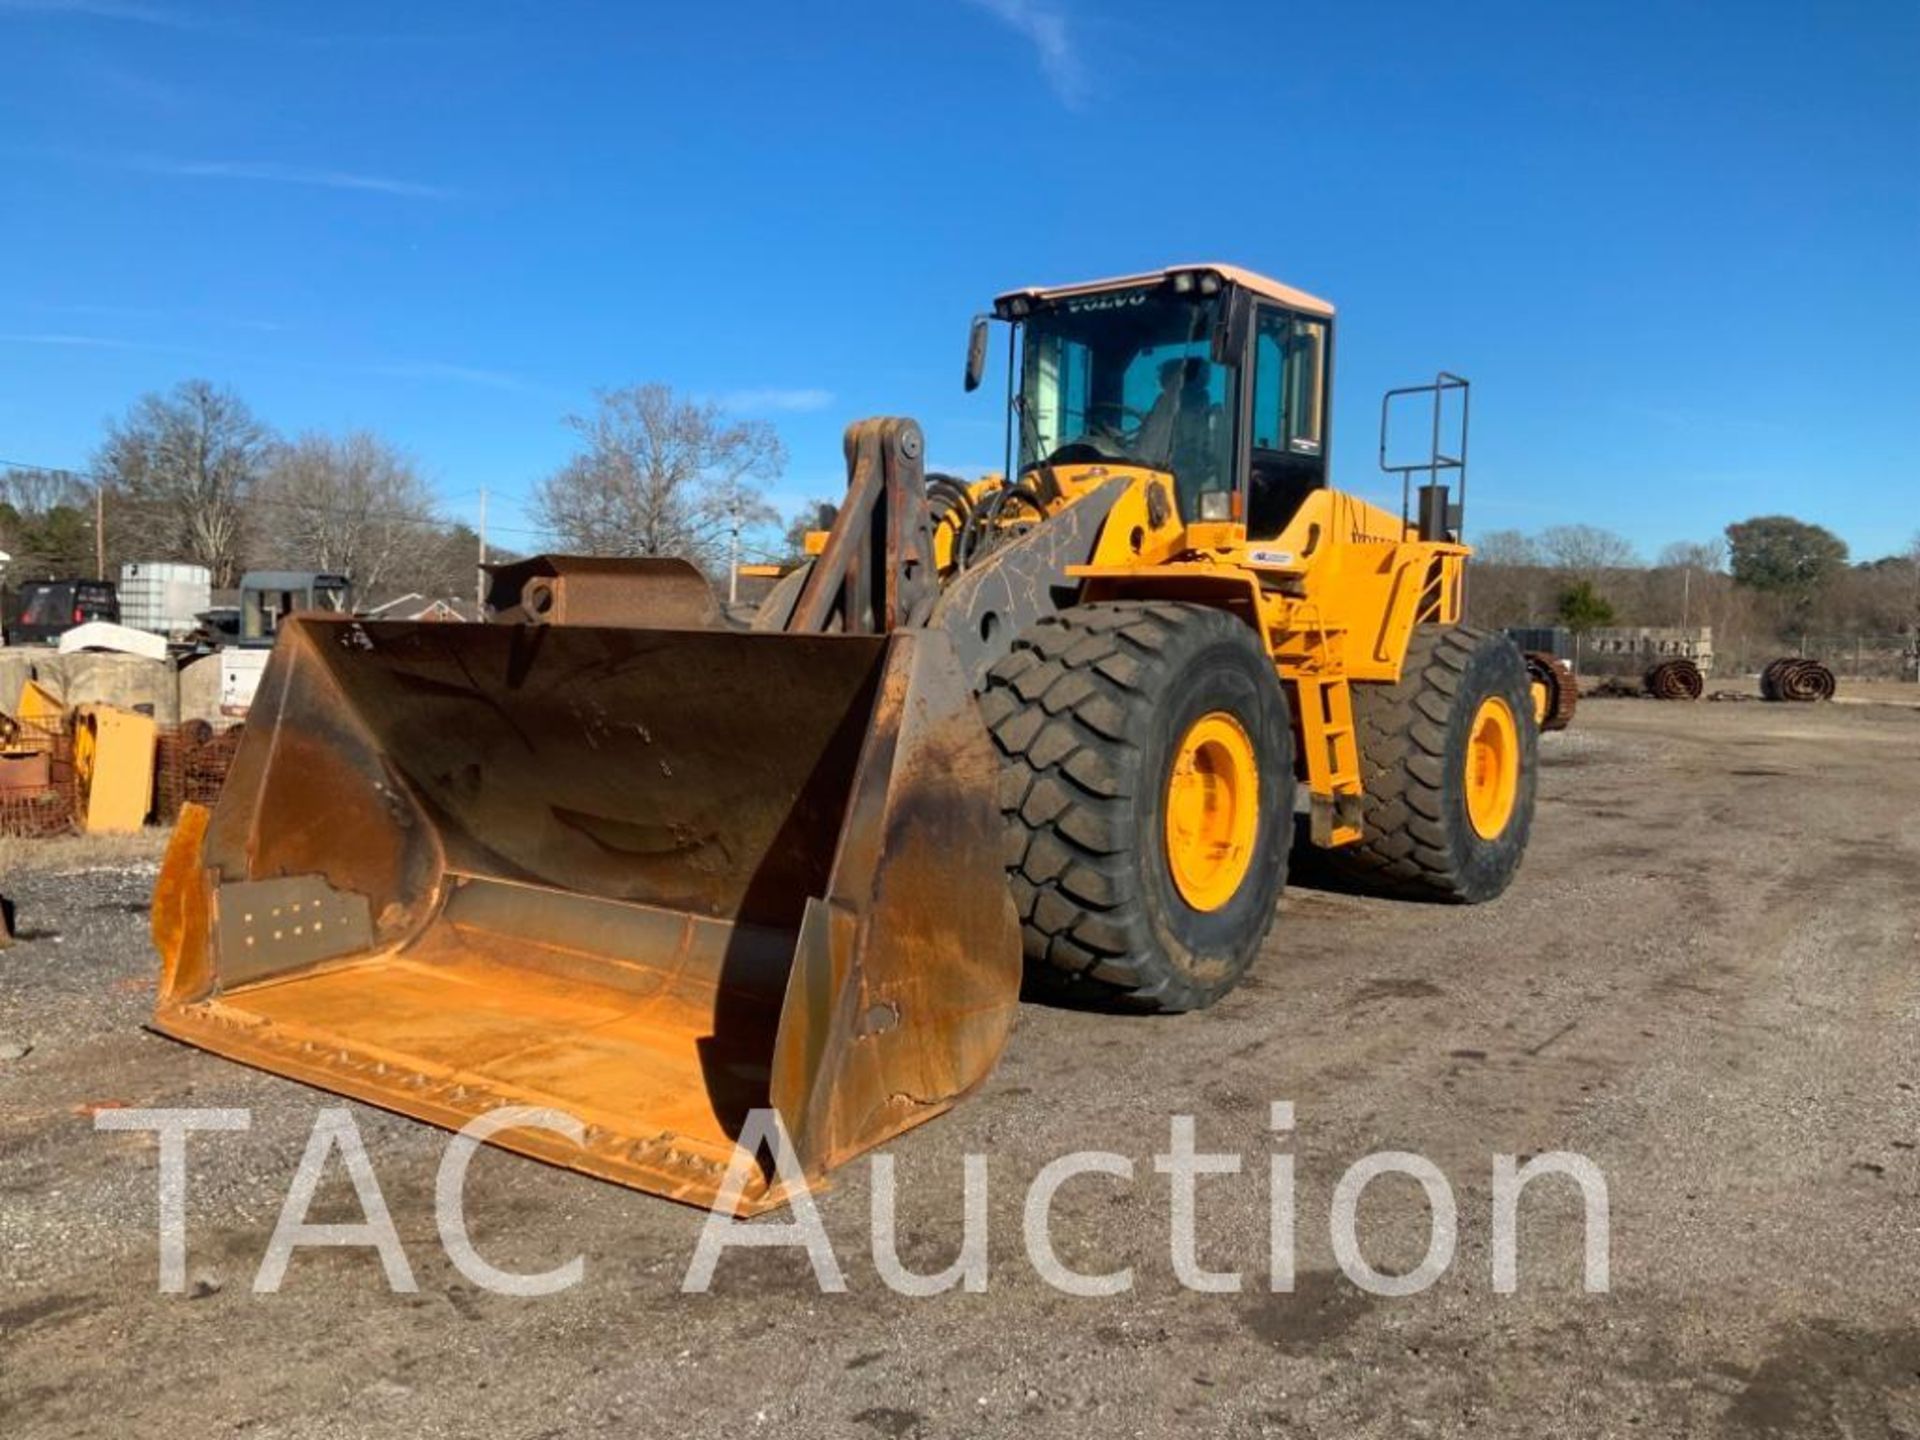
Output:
213 875 373 984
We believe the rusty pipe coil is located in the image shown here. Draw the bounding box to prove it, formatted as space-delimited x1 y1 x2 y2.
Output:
1644 657 1704 700
1760 657 1836 702
1523 651 1579 731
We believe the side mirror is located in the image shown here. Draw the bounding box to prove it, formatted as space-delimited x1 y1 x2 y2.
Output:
1211 290 1252 367
964 315 992 392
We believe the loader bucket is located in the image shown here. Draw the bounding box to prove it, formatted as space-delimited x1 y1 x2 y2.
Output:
151 616 1020 1212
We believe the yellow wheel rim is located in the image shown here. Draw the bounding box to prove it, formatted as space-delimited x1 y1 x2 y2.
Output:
1465 696 1520 841
1164 711 1260 911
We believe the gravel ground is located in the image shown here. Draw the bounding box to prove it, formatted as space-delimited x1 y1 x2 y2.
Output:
2 695 1917 1439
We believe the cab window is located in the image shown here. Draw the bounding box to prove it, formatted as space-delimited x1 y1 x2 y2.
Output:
1248 309 1328 538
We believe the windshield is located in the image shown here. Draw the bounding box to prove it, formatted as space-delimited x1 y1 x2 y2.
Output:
1017 287 1236 517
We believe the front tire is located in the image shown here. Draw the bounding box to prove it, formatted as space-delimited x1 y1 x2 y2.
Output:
979 602 1294 1013
1329 625 1536 903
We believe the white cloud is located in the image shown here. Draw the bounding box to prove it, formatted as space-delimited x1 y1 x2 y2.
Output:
0 333 538 397
962 0 1087 109
130 157 450 199
0 0 194 24
716 387 837 414
0 2 470 43
0 331 199 354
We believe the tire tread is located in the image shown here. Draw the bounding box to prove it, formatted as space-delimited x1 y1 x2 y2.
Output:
982 602 1285 1012
1329 625 1531 901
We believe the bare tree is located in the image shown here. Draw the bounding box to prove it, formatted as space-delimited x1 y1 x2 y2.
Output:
0 467 95 577
1648 540 1726 632
1473 529 1543 568
1463 529 1550 628
255 431 440 597
1909 532 1920 629
1540 524 1639 581
0 466 89 519
534 385 783 572
95 380 272 586
402 522 518 603
1656 539 1726 573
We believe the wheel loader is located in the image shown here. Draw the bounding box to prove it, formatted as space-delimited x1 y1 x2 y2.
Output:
151 263 1536 1212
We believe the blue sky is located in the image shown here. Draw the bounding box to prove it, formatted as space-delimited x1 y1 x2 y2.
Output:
1 0 1915 562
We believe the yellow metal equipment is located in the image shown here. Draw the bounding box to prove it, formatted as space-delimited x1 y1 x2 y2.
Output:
11 679 66 749
153 264 1537 1212
73 704 158 835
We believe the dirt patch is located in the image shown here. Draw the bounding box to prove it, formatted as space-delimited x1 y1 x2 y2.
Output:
1240 1270 1377 1354
1720 1322 1920 1438
1 700 1917 1438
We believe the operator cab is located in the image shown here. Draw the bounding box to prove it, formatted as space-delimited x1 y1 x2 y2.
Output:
985 264 1333 540
238 571 353 648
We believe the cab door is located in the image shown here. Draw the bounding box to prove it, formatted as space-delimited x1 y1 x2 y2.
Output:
1246 307 1331 539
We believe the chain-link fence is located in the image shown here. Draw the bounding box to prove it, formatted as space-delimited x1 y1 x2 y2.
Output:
1747 635 1920 682
1511 625 1919 683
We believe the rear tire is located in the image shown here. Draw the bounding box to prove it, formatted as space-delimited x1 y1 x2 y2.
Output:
1328 625 1536 903
979 602 1294 1013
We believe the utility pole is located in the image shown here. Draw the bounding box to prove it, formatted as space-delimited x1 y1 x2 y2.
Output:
476 488 487 609
726 497 741 606
94 483 106 580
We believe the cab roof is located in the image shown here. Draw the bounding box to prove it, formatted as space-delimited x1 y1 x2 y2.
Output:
996 264 1335 319
241 571 351 589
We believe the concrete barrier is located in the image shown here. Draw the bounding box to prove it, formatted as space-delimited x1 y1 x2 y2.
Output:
0 649 53 712
177 653 225 727
0 649 181 723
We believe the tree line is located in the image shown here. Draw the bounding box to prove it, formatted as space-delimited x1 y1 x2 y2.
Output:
0 379 795 603
1467 518 1920 668
1 380 486 600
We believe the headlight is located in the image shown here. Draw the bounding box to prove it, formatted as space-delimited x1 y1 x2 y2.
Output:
1197 491 1234 522
1171 270 1196 294
1197 271 1222 295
